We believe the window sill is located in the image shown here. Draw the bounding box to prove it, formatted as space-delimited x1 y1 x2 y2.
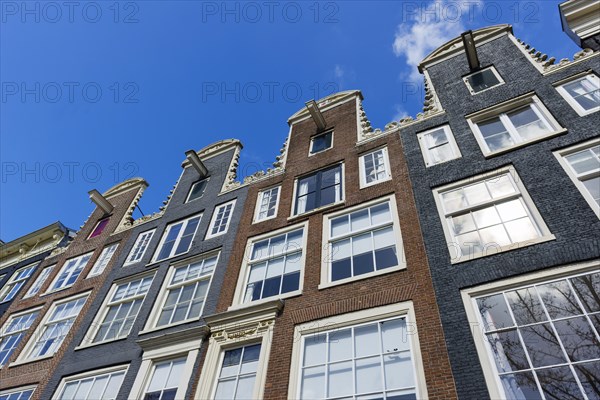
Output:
227 290 302 312
449 234 556 264
252 215 277 225
359 176 392 189
138 317 201 336
318 265 406 290
482 128 568 158
575 107 599 117
288 201 345 221
10 354 53 367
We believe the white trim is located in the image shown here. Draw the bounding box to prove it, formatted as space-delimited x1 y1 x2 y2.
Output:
123 228 156 266
432 165 555 264
290 162 345 217
467 93 566 157
205 199 237 239
152 214 202 263
52 364 129 400
308 130 334 156
553 137 600 218
87 243 119 278
0 306 42 367
0 262 38 303
417 125 462 167
358 146 392 188
0 385 37 399
46 252 94 294
229 222 308 310
555 72 600 117
463 65 505 95
253 186 281 223
23 264 55 298
185 177 210 203
460 259 600 400
319 195 406 289
287 301 429 399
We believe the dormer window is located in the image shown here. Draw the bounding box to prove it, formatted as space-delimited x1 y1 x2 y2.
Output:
463 66 504 95
309 131 333 155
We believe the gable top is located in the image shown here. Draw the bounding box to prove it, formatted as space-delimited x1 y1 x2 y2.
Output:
288 90 363 124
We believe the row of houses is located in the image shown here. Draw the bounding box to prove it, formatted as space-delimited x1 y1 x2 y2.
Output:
1 3 599 399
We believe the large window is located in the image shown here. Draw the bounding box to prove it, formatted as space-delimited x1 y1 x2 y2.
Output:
237 226 305 305
556 73 600 116
206 200 236 239
0 386 35 400
21 293 88 361
23 265 55 299
467 94 564 156
86 274 154 345
124 229 156 266
143 358 186 400
359 148 392 187
323 197 404 287
555 139 600 218
48 252 93 292
294 164 343 215
0 263 37 303
146 253 217 330
465 265 600 400
55 366 127 400
254 186 280 222
87 243 119 278
0 309 40 367
433 167 553 263
153 215 201 262
417 125 462 167
214 344 262 399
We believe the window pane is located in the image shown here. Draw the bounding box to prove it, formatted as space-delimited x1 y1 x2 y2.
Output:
301 366 325 399
188 180 207 202
328 361 353 397
570 273 600 312
479 118 514 151
477 294 514 331
506 288 546 325
499 372 542 400
520 323 566 367
354 323 379 358
509 106 550 140
329 328 352 362
356 356 383 394
467 68 501 92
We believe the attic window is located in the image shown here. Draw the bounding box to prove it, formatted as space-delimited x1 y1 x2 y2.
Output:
310 131 333 155
464 66 504 94
88 217 110 239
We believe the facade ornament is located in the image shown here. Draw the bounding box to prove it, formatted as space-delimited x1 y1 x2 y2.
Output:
515 37 595 72
211 319 274 343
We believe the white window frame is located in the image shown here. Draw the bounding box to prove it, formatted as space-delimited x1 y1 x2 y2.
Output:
128 340 201 400
23 265 55 299
230 222 308 309
291 163 345 217
52 364 129 400
0 307 41 367
309 130 334 156
15 292 89 364
253 186 281 223
417 125 462 167
80 272 155 348
152 214 202 262
186 178 210 203
206 199 236 239
87 243 119 278
467 93 566 157
554 137 600 218
359 147 392 188
461 259 600 400
320 195 405 289
46 252 93 293
287 301 429 399
0 263 37 303
432 166 555 264
142 251 219 333
0 385 36 400
463 65 505 95
555 72 600 116
124 229 156 266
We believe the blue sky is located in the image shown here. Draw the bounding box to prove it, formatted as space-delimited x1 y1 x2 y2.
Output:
0 0 580 241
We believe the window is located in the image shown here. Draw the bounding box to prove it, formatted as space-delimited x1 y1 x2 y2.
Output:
48 252 93 292
467 94 564 156
323 196 404 287
124 229 156 266
433 167 554 263
55 366 127 400
417 125 462 167
89 217 110 239
143 358 186 400
463 263 600 400
186 179 208 203
87 243 119 278
294 164 343 215
206 200 236 239
556 73 600 116
0 263 37 303
288 302 428 399
0 386 35 400
20 293 88 361
555 139 600 218
85 274 154 345
23 265 55 298
146 253 217 330
153 215 201 262
310 131 333 155
0 309 40 366
214 344 262 399
254 187 280 222
463 66 504 94
359 148 392 187
237 226 305 305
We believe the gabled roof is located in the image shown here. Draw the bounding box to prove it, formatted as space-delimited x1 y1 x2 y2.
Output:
288 90 362 124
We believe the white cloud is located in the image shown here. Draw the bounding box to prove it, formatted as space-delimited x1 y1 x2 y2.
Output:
393 104 409 121
393 0 483 81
